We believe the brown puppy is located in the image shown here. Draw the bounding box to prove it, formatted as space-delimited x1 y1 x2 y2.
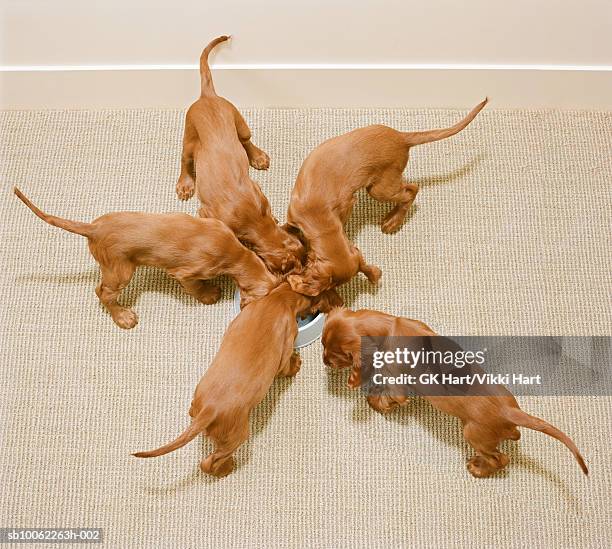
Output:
176 36 305 274
322 308 588 478
15 188 278 329
286 99 488 296
133 283 341 477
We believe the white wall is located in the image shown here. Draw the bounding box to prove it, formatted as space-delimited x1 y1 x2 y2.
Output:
3 0 611 66
1 0 611 108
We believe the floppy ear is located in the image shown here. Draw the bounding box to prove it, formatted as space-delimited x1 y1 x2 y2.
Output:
282 249 305 275
347 352 362 389
281 222 301 235
287 235 306 267
287 274 320 296
311 288 344 313
287 269 333 296
262 248 297 275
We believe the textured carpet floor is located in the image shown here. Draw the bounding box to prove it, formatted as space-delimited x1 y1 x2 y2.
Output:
0 108 610 548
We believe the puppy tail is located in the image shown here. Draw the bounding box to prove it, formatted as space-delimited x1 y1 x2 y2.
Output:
14 187 93 237
503 407 588 475
403 98 488 146
199 35 231 97
132 416 207 458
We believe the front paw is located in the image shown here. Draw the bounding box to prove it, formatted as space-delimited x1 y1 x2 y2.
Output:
381 214 405 234
466 453 508 478
113 309 139 329
467 456 494 478
365 265 382 284
367 395 395 413
196 285 222 305
201 455 235 478
176 177 195 201
288 353 302 376
249 150 270 170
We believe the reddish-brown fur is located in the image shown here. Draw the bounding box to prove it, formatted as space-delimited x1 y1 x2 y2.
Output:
133 283 342 477
14 187 279 329
286 99 488 296
322 307 588 478
176 36 305 274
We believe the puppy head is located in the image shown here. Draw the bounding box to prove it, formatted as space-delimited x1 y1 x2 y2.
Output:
239 272 283 309
321 308 359 372
260 230 306 275
310 288 344 314
294 287 344 322
279 228 306 272
287 255 336 296
287 273 331 296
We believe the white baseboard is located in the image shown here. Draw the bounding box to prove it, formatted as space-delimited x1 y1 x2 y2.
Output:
1 65 611 109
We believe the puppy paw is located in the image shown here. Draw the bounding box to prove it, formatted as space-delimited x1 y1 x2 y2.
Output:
467 454 507 478
381 215 404 234
176 178 195 201
113 309 139 329
365 265 382 285
467 457 491 478
367 395 396 413
201 455 235 478
249 150 270 170
196 285 222 305
287 353 302 376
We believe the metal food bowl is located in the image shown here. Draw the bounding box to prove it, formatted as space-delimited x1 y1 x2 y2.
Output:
233 289 324 348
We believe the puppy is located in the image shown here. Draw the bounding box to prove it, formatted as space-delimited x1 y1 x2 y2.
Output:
15 188 278 329
322 307 588 478
176 36 305 274
133 283 342 477
286 99 488 296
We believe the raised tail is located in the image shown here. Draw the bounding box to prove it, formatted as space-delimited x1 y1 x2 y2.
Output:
14 187 92 237
132 416 206 459
199 35 231 96
403 98 488 146
504 407 588 475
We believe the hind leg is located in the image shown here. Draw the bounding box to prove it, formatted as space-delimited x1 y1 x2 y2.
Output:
201 419 249 478
176 114 198 200
463 423 510 478
368 172 419 234
177 277 222 305
95 263 138 329
355 247 382 284
224 99 270 170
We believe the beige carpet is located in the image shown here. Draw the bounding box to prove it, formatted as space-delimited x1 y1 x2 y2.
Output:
1 108 610 548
